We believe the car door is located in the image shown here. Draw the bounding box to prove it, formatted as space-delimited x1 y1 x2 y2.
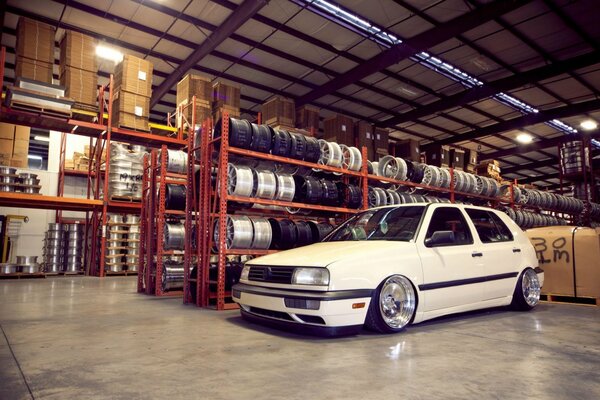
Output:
464 208 520 301
416 206 482 312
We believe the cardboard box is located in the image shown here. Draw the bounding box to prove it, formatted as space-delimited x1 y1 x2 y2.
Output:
323 114 354 145
112 90 149 131
15 56 54 84
212 81 241 109
60 67 98 106
213 105 240 123
14 125 30 141
374 127 389 157
573 228 600 297
392 139 420 162
0 123 15 140
426 145 450 167
114 55 153 97
354 121 374 160
59 30 97 74
0 138 13 166
449 148 465 171
261 95 295 127
112 112 149 131
296 105 320 133
177 74 211 107
177 103 212 128
16 17 56 63
10 138 29 168
465 149 478 167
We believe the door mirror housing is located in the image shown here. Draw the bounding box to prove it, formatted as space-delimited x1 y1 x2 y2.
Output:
425 230 455 247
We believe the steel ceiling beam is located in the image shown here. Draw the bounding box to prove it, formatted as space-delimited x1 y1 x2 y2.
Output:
425 98 600 148
295 0 532 107
149 0 268 108
502 158 557 174
383 51 600 126
518 172 560 184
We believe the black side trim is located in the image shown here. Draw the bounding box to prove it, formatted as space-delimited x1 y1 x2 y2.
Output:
240 309 362 337
233 283 373 301
534 267 544 274
418 272 519 291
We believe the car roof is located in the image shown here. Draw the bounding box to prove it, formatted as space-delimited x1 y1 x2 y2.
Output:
368 203 499 213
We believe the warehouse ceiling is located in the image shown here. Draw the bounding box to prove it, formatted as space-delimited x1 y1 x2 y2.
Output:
2 0 600 188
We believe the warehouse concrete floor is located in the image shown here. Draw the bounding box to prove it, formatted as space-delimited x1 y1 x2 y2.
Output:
0 277 599 400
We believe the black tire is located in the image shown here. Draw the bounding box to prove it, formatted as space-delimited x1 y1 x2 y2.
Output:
511 268 541 311
365 275 417 334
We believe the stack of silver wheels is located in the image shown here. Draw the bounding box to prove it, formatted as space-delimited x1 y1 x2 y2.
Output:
0 167 18 192
501 207 567 228
108 143 147 199
105 214 127 272
125 214 140 271
18 173 41 194
64 223 84 272
16 256 40 273
43 223 66 273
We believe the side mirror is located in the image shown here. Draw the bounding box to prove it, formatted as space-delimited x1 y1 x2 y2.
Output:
425 230 455 247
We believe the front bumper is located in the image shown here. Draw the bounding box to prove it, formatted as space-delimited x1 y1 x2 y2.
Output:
232 283 373 337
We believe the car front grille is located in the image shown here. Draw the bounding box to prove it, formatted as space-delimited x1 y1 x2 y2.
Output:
248 266 295 284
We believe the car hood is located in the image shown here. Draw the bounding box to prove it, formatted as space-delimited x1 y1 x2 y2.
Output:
246 240 415 268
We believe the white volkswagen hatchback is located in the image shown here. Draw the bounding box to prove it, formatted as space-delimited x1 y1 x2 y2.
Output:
232 203 543 336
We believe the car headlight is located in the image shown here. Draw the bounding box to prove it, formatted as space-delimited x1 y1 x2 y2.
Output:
292 268 329 286
240 265 250 281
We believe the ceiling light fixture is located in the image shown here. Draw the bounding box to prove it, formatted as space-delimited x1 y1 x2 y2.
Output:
580 120 598 131
516 133 533 144
96 45 123 63
33 135 50 142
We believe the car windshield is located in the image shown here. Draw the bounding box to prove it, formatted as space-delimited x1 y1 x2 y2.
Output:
324 206 426 242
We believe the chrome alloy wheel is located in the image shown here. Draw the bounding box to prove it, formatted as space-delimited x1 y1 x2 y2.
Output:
379 275 416 329
522 268 541 307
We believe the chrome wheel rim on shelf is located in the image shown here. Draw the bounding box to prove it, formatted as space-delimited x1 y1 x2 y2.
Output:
317 139 343 169
340 145 362 171
16 255 38 265
378 156 407 181
161 149 188 174
274 173 295 202
368 186 388 208
252 169 277 200
227 163 254 197
164 223 185 250
386 189 401 205
250 217 272 250
213 216 254 250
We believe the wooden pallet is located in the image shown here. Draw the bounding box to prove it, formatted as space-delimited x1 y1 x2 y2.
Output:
10 100 72 118
60 271 84 276
540 294 600 306
105 270 138 276
115 124 151 133
109 195 142 203
0 273 46 280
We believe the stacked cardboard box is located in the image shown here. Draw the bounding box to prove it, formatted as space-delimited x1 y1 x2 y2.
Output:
354 121 374 160
212 81 241 122
59 31 98 107
15 18 56 84
323 114 354 146
0 123 30 168
476 159 501 181
449 148 465 171
464 149 478 172
176 73 212 127
391 139 420 162
296 105 320 134
425 144 450 167
112 55 153 131
374 127 389 158
66 145 105 171
261 96 295 129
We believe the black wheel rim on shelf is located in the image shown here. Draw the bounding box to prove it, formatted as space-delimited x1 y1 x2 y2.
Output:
268 218 297 249
250 123 273 153
320 179 340 206
214 117 253 148
293 175 323 204
346 184 363 209
294 221 313 247
304 136 321 163
272 129 292 157
165 184 186 211
289 131 307 160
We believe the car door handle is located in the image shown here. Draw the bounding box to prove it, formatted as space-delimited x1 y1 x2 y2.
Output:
471 251 483 257
512 248 521 253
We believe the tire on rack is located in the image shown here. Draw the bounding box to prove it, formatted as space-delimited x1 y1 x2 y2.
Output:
365 275 417 334
213 117 253 149
249 123 273 153
511 268 541 311
268 218 297 250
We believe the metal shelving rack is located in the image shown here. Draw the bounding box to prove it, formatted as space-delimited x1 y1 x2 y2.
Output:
186 111 369 310
138 137 190 296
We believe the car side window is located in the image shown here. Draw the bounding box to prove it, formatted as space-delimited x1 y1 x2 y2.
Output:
465 209 514 243
425 207 473 246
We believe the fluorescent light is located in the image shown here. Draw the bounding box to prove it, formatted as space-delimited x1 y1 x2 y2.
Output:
580 120 598 131
33 135 50 142
96 45 123 63
516 133 533 144
27 155 43 160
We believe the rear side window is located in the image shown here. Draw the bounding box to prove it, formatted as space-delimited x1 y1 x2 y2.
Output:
466 209 514 243
425 207 473 246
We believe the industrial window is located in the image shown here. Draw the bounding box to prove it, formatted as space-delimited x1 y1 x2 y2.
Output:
465 209 514 243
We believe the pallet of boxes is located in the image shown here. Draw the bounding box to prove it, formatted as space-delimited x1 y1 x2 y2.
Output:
59 30 98 114
0 123 30 168
262 95 295 131
176 74 212 130
296 105 320 135
476 159 502 181
112 55 153 131
213 81 241 122
14 18 55 85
